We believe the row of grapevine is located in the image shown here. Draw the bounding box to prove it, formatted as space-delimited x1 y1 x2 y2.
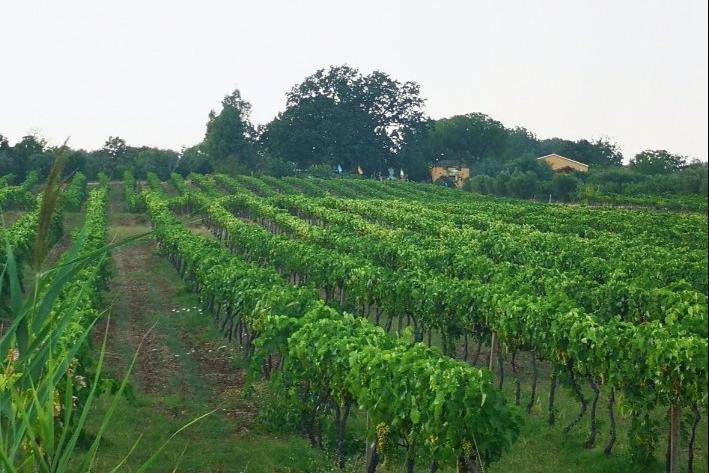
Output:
0 183 66 277
62 172 87 210
146 172 164 194
231 174 279 197
579 191 708 213
0 202 61 275
50 182 111 352
330 178 401 199
188 172 222 198
144 188 520 471
169 172 188 195
0 171 39 209
0 174 15 186
259 175 301 195
123 170 144 212
281 176 329 196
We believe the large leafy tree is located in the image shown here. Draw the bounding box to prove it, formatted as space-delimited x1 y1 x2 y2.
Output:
102 136 127 160
398 114 516 178
395 120 436 180
425 113 509 164
261 65 424 175
502 127 539 160
98 136 128 178
131 147 179 179
260 95 378 170
176 145 212 176
202 89 255 171
3 134 51 179
0 134 11 179
630 149 687 174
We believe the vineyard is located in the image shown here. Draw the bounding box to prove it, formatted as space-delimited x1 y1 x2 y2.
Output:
1 171 707 472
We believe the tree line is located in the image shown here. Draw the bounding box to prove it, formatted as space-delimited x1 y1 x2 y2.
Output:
1 64 706 200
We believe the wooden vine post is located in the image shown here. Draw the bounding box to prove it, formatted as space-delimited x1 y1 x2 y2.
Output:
668 402 680 473
488 332 496 372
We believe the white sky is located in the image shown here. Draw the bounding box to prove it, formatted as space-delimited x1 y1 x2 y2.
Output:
1 0 707 161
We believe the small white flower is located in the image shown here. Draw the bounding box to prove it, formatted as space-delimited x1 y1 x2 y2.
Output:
7 348 20 363
75 375 87 389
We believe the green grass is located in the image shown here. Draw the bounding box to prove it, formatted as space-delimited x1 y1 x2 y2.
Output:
80 395 327 472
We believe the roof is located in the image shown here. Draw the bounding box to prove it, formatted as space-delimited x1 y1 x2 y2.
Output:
536 154 589 168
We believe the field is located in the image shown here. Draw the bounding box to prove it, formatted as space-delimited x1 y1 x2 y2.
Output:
1 172 707 472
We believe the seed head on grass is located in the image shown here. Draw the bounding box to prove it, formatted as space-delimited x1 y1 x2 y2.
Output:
33 140 68 270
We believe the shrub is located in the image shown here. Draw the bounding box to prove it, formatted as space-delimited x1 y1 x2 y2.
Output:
507 170 539 199
552 173 579 201
466 174 495 195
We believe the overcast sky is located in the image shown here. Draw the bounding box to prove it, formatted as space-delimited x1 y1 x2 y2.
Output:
1 0 707 161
